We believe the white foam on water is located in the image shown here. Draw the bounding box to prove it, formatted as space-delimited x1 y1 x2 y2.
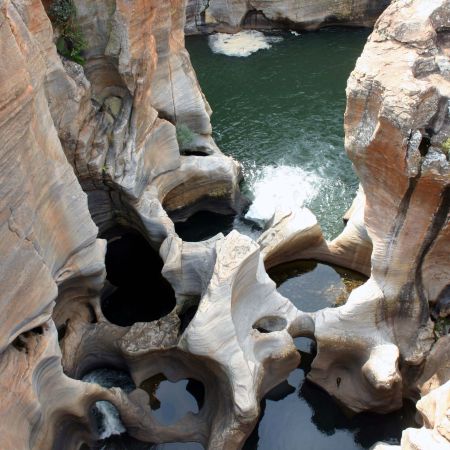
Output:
290 31 301 37
244 165 322 228
208 31 283 57
83 369 134 440
95 401 126 439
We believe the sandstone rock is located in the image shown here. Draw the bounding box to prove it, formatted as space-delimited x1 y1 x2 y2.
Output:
0 0 243 448
258 197 372 276
186 0 392 34
303 0 450 415
1 0 450 448
46 0 243 241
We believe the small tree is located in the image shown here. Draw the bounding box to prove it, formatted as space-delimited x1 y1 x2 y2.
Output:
442 137 450 159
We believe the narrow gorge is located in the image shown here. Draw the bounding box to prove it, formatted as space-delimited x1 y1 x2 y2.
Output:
0 0 449 449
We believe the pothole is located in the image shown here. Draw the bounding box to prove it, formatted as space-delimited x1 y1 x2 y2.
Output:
253 316 287 333
268 260 367 312
140 374 205 426
174 211 235 242
100 231 176 327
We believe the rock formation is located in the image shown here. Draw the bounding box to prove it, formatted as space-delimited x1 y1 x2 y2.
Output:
0 0 449 449
259 0 450 446
185 0 392 34
261 0 450 419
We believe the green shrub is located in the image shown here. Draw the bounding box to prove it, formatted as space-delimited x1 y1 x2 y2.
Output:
434 316 450 340
442 137 450 156
176 124 196 149
49 0 87 65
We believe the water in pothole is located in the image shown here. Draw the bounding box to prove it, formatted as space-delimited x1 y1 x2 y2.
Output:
268 260 368 311
243 338 418 450
84 369 204 450
241 261 417 449
185 28 371 241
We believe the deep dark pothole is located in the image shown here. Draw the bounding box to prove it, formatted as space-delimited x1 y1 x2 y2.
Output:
101 231 176 327
174 210 236 242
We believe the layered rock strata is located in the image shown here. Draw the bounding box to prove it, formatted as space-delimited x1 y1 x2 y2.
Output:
185 0 392 34
0 0 241 448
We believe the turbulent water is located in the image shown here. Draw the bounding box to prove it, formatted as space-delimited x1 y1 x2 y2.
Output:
82 369 136 440
186 28 370 239
208 31 283 57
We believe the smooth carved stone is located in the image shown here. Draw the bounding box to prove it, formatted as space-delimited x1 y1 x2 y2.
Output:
0 0 242 448
304 0 450 418
384 381 450 450
59 231 314 449
185 0 391 34
47 0 243 239
258 197 372 276
178 231 304 448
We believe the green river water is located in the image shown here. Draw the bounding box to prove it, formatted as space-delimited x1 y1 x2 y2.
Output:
186 28 368 239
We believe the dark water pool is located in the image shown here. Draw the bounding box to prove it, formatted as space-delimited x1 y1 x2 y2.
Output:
244 337 417 450
243 261 417 450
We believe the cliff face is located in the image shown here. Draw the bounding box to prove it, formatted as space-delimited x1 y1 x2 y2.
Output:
186 0 392 34
0 1 106 447
0 0 242 448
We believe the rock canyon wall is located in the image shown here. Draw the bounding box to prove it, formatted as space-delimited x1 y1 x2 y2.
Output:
185 0 392 34
0 0 449 449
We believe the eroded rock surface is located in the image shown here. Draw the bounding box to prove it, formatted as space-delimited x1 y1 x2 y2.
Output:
1 0 449 448
290 0 450 419
186 0 392 34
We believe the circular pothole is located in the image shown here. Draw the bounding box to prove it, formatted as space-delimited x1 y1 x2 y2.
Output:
101 231 176 327
268 260 367 312
140 374 205 426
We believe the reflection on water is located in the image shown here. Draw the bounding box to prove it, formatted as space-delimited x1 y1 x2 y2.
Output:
139 374 204 426
91 370 205 450
268 260 367 311
244 337 418 450
242 262 417 449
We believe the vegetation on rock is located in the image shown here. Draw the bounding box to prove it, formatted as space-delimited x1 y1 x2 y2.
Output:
442 137 450 159
176 123 196 150
48 0 87 65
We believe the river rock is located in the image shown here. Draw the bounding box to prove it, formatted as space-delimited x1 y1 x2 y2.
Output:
1 0 450 448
